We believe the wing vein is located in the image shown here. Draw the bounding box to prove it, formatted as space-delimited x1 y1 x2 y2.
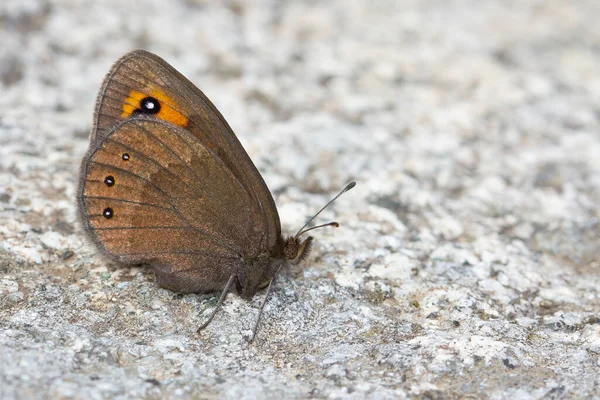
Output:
88 160 240 256
133 119 256 235
82 196 173 210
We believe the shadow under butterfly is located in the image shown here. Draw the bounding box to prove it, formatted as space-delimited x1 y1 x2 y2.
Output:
77 50 355 341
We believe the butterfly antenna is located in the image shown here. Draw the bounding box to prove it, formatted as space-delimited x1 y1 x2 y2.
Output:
297 221 340 236
294 181 356 239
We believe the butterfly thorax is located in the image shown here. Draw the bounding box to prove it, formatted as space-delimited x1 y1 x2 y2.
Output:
237 235 313 299
237 252 285 299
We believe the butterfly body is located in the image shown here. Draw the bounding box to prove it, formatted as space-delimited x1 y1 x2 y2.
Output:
78 50 312 299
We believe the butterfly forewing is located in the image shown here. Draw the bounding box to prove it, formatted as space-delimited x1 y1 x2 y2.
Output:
91 50 280 253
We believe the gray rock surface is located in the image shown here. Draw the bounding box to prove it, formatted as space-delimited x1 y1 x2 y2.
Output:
1 0 599 398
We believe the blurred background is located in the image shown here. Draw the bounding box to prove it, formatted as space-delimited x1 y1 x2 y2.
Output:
1 0 599 398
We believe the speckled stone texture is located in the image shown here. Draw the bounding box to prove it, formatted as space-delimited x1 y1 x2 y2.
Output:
1 0 599 399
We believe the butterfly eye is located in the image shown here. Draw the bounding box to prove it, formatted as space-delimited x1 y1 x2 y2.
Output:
102 207 114 219
283 237 313 265
283 238 299 260
139 97 161 114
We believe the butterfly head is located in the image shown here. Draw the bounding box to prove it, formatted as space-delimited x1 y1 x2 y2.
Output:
283 236 313 265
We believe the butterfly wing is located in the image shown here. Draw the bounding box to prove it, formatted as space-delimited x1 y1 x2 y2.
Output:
91 50 280 255
78 116 271 293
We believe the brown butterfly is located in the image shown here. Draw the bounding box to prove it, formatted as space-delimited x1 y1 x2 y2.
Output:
77 50 354 340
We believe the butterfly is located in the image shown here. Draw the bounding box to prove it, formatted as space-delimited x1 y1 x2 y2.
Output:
77 50 354 340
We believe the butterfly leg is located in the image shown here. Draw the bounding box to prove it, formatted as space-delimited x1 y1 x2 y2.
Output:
197 273 237 333
248 273 278 342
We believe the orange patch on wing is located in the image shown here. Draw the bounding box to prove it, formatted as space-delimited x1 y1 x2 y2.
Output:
120 90 146 117
121 89 189 127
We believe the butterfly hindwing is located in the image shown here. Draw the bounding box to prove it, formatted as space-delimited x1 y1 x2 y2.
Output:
79 117 270 292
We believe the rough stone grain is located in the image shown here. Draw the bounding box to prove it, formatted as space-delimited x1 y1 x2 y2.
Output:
1 0 599 399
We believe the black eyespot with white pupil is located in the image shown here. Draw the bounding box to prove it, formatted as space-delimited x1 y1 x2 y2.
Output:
122 153 130 161
104 176 115 187
103 207 113 219
139 97 160 114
